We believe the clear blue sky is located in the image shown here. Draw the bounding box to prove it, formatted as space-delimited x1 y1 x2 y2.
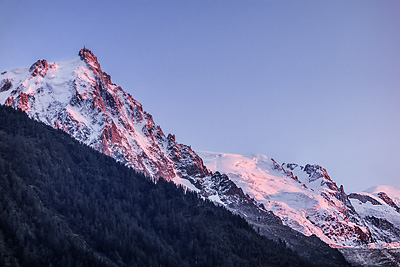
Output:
1 0 399 192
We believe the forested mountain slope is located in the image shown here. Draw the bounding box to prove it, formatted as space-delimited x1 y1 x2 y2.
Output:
0 105 314 267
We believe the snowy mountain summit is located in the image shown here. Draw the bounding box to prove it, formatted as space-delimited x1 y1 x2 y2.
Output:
0 48 209 181
1 48 399 255
0 47 254 215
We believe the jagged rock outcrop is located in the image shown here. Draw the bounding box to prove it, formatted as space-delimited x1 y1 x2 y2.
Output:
0 78 12 92
378 192 400 213
29 59 49 77
348 193 382 205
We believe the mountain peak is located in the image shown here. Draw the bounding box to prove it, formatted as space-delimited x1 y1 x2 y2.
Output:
29 59 49 78
78 47 102 76
78 46 97 62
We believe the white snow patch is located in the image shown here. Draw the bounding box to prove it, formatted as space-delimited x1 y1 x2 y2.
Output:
66 106 87 125
209 194 226 206
173 176 200 193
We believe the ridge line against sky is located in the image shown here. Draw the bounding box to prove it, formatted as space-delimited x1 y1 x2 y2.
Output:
1 0 399 192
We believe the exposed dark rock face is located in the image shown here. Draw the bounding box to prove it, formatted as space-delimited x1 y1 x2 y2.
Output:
365 216 400 239
78 47 103 77
0 78 12 92
378 192 400 213
354 225 372 244
29 59 49 77
208 172 246 198
348 193 382 205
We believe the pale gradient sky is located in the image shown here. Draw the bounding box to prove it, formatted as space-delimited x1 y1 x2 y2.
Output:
1 0 399 193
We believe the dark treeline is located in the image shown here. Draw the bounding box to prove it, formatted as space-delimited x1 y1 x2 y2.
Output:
0 105 314 267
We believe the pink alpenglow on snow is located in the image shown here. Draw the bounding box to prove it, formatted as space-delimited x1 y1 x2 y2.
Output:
197 151 400 248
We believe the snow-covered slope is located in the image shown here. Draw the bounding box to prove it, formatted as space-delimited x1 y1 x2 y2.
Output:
198 151 400 248
348 185 400 249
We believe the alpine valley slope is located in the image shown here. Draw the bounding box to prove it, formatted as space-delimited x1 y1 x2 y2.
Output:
0 48 397 265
